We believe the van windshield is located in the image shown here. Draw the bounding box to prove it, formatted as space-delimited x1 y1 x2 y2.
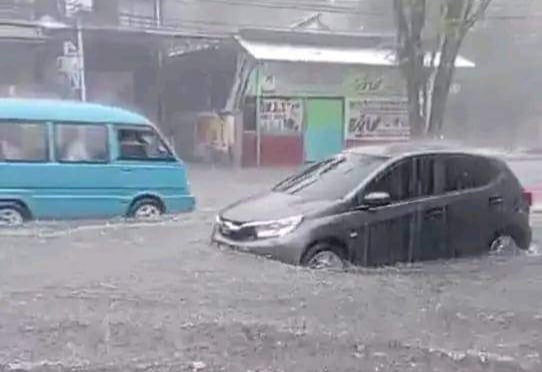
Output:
273 153 388 200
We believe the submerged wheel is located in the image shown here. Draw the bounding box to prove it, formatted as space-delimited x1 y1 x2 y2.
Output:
302 243 346 270
129 198 164 220
490 234 520 254
0 205 26 226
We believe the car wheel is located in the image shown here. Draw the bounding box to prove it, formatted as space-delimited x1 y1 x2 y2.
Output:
130 199 164 220
0 206 26 226
490 234 520 254
303 243 346 270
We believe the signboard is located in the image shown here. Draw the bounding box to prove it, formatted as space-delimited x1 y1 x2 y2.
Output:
259 98 303 134
57 41 83 90
261 74 276 92
65 0 93 17
346 98 409 141
343 70 405 98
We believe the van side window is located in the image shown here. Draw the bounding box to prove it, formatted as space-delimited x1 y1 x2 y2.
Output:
445 155 496 192
365 158 415 202
0 123 48 162
117 127 173 161
55 124 109 163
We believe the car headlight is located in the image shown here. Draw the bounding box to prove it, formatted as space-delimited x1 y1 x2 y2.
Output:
249 216 303 239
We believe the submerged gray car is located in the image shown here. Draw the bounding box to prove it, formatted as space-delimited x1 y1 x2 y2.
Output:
213 143 532 268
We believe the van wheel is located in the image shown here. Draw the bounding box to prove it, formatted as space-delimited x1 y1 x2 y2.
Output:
129 198 164 220
0 205 26 226
302 243 346 270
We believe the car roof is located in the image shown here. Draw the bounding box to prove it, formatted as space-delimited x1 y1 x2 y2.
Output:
345 141 502 159
0 99 150 125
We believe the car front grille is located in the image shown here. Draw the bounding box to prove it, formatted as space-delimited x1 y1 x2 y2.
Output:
218 218 255 242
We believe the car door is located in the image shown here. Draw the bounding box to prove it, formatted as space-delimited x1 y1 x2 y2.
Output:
111 125 187 211
442 154 495 257
415 155 451 261
38 123 123 219
351 157 419 266
0 121 52 219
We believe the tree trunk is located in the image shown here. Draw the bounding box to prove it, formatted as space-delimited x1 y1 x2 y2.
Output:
427 0 466 135
427 42 460 135
394 0 427 138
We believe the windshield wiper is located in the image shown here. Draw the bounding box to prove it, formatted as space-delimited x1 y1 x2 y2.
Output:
317 157 346 176
273 158 335 192
275 157 347 194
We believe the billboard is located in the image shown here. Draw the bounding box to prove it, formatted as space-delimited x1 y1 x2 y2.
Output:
346 98 410 141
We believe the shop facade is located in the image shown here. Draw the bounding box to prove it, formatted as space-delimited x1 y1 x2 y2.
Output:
0 22 65 99
237 29 475 167
237 30 409 167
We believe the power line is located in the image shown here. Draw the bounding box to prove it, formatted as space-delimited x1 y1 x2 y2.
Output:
171 0 542 23
172 0 387 16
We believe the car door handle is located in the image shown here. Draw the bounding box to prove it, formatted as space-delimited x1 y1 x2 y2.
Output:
425 208 444 219
121 168 133 173
489 196 504 206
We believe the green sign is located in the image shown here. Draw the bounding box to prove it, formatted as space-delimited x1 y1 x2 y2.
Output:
343 69 404 97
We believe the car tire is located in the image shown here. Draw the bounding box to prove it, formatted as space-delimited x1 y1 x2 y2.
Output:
489 234 520 254
302 243 346 270
129 198 164 220
0 205 27 226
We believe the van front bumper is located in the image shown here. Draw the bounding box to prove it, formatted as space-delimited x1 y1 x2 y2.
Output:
211 227 306 266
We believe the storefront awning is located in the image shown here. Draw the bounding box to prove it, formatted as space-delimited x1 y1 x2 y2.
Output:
237 37 475 68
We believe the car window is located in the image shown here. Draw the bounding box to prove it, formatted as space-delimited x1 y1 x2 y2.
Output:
415 156 437 197
444 155 497 192
0 122 48 162
365 157 416 203
117 127 173 161
55 124 109 163
273 153 388 200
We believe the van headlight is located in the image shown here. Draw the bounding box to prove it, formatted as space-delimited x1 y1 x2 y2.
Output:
249 216 303 239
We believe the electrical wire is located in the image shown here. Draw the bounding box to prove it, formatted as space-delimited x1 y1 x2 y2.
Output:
171 0 386 16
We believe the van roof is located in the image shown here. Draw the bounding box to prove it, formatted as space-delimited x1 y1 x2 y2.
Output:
0 99 150 125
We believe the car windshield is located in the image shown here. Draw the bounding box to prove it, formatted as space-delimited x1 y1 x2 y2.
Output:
273 153 388 200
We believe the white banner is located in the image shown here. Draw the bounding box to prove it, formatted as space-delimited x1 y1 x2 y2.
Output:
346 98 409 141
259 98 303 134
65 0 93 17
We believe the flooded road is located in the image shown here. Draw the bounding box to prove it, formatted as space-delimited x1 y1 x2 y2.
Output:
1 167 542 372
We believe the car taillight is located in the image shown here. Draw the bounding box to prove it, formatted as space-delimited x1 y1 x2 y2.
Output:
523 190 533 207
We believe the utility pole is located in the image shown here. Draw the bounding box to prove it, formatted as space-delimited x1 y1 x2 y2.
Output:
155 0 164 126
154 0 162 27
255 64 262 167
76 16 87 101
64 0 90 101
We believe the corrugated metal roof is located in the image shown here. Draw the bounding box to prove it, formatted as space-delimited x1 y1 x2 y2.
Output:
237 37 475 68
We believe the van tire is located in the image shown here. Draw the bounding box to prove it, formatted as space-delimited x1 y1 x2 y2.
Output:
128 198 164 220
301 242 346 270
0 204 28 226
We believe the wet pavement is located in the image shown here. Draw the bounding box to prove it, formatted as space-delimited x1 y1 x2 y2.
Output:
1 166 542 372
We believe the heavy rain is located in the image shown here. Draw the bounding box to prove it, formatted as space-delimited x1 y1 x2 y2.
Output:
2 1 542 371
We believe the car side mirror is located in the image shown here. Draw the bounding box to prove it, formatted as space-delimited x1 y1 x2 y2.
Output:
362 192 391 209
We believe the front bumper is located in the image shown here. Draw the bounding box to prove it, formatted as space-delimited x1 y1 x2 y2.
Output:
211 227 306 266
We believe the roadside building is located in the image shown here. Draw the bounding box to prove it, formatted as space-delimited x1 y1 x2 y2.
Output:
235 29 474 167
0 1 64 99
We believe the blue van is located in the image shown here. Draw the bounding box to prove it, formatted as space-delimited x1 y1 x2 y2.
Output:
0 99 195 225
